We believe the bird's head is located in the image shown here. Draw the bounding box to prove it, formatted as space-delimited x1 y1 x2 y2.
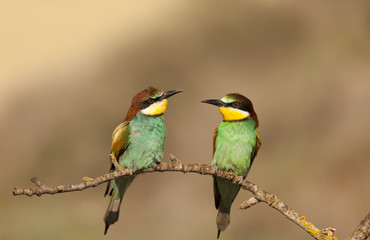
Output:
125 87 182 121
202 93 258 127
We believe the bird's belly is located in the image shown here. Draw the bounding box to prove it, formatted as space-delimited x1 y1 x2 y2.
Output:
119 133 165 171
213 141 253 176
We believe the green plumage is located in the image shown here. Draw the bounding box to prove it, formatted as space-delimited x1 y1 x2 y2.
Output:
213 118 257 176
213 118 260 237
104 113 166 233
103 87 182 234
118 113 166 170
202 93 260 238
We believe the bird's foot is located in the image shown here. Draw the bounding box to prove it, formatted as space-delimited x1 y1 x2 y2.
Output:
237 176 244 184
212 166 219 175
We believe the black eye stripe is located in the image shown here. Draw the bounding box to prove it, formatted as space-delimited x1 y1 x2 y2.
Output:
138 97 161 109
227 101 248 111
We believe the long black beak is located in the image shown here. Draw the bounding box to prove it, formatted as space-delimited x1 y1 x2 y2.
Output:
162 90 183 99
201 99 224 107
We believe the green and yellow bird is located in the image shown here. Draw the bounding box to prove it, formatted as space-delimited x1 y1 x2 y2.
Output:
202 93 261 238
104 86 182 234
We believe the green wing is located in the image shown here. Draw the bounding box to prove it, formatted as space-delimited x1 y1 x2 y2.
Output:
212 127 221 209
212 127 218 157
104 121 130 196
250 129 261 167
111 121 130 160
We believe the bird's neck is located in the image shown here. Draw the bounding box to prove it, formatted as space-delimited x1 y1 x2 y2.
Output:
223 117 253 124
132 112 164 123
220 117 255 130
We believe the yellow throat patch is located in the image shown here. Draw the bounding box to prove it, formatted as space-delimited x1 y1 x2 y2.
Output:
141 99 168 116
219 107 249 121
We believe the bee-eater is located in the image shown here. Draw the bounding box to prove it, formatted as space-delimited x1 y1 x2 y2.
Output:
202 93 261 238
103 86 182 234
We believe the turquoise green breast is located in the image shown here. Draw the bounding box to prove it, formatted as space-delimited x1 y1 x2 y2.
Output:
213 118 256 176
119 113 166 171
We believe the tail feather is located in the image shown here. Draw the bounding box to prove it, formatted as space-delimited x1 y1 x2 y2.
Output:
104 197 122 234
216 201 231 238
103 176 135 234
104 181 111 197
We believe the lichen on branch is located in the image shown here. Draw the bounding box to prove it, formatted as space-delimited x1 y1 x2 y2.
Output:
12 154 369 240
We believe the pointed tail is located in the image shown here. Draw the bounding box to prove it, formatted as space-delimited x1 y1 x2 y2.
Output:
103 176 135 234
216 201 231 239
104 197 122 234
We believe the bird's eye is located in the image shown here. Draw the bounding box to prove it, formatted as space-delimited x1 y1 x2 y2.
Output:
148 98 154 103
232 102 239 107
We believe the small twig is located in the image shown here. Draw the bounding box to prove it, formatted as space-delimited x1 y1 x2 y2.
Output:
239 196 260 209
322 228 337 238
12 154 369 240
31 177 44 187
169 153 179 163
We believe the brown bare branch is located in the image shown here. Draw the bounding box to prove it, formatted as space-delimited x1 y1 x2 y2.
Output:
12 154 369 240
348 212 370 240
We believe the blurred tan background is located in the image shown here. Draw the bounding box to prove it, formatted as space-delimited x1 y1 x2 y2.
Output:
1 1 369 239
